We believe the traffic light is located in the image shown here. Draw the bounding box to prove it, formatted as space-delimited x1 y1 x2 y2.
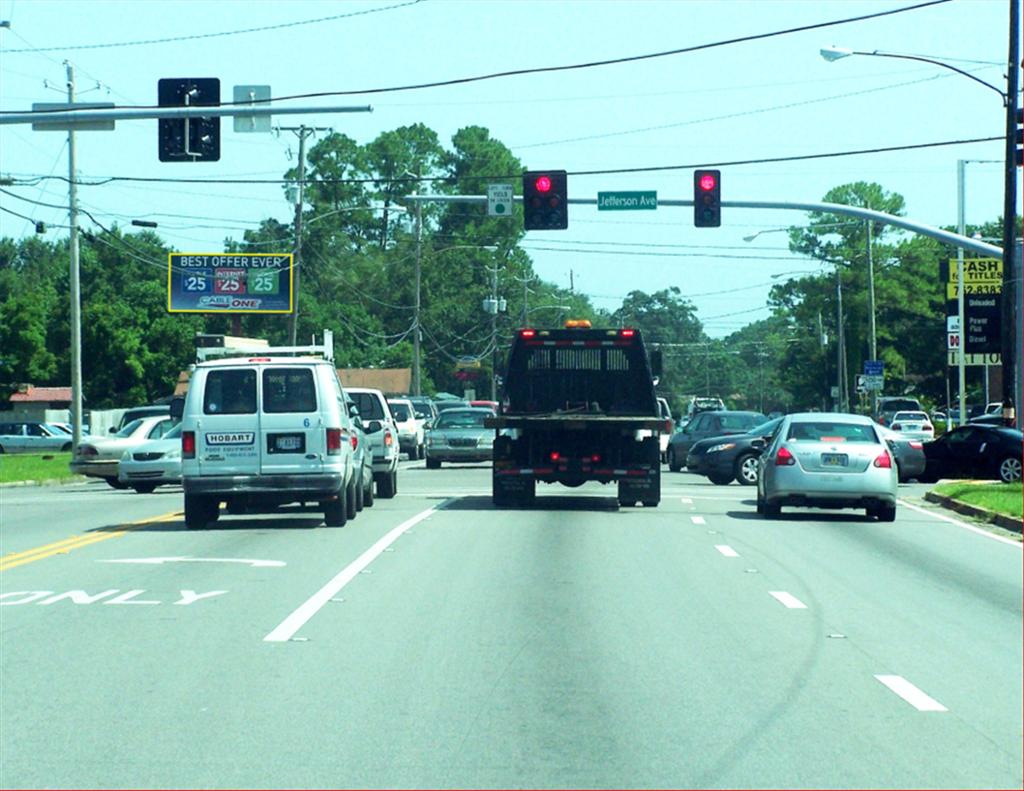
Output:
523 170 568 230
158 78 221 162
693 169 721 227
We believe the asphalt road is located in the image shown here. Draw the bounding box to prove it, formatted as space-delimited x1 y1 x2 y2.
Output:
2 461 1021 789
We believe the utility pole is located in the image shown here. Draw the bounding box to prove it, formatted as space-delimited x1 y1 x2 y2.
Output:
836 266 848 412
956 159 968 427
491 260 499 402
865 218 877 417
999 0 1020 426
412 192 423 396
66 62 83 454
281 125 329 346
818 311 827 411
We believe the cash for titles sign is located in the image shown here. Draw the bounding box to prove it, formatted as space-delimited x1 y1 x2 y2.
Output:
168 253 293 313
939 257 1002 356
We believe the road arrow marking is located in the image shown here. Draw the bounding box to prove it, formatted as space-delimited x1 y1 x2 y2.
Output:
99 557 285 568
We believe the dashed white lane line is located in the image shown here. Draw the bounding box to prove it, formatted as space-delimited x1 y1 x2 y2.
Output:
715 545 739 557
768 591 807 609
690 515 706 525
874 675 948 712
264 499 454 642
898 499 1022 548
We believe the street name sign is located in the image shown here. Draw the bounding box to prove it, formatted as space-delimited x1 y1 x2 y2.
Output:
597 191 657 211
487 184 513 216
33 102 115 131
168 253 293 313
863 360 884 376
861 374 884 390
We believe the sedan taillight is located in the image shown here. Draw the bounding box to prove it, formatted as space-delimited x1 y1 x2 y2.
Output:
891 423 902 431
78 444 98 458
873 450 892 468
775 446 796 466
181 432 195 459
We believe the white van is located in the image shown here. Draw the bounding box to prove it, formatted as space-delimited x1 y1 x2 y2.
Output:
345 387 400 497
175 334 359 529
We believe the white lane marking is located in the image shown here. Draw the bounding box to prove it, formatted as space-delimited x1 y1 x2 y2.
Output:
898 499 1022 548
680 497 693 504
99 557 286 568
769 591 807 609
690 515 706 525
715 545 739 557
874 675 948 712
264 500 454 642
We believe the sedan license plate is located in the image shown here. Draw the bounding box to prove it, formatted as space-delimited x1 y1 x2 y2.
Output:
270 433 304 453
821 453 848 467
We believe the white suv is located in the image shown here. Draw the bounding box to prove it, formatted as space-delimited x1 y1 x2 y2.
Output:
176 346 359 530
387 397 425 460
345 387 400 498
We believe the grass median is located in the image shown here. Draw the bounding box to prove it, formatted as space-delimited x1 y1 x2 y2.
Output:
932 481 1022 519
0 452 82 485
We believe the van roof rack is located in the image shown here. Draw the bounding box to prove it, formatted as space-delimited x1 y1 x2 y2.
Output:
195 329 334 363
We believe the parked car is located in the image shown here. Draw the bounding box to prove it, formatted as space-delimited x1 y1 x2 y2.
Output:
387 397 426 460
112 404 170 433
117 423 183 493
346 387 400 498
70 416 178 487
757 413 898 521
434 399 472 413
875 396 923 427
920 425 1023 483
686 416 782 485
889 410 935 441
667 410 767 471
875 424 927 483
0 422 73 454
424 408 494 468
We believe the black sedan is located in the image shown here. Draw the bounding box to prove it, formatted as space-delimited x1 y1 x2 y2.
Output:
686 417 782 485
667 410 767 472
920 425 1023 483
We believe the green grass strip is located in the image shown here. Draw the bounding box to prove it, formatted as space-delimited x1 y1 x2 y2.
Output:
932 481 1022 519
0 452 83 485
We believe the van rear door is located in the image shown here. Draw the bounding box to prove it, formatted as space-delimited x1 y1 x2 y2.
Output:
259 365 325 474
196 367 261 476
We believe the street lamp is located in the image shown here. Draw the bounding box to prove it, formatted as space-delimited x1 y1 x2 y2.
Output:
822 31 1019 425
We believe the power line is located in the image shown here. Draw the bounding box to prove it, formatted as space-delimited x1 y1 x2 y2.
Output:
6 0 951 111
2 0 427 53
5 135 1001 187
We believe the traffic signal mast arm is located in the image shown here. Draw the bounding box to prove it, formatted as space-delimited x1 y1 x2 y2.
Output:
400 194 1002 258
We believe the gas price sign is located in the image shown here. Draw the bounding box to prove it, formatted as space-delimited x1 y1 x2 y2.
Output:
168 253 293 313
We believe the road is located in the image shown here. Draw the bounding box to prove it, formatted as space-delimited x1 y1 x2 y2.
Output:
2 461 1021 789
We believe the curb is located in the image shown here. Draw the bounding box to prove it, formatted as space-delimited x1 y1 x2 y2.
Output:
923 491 1023 533
0 477 87 489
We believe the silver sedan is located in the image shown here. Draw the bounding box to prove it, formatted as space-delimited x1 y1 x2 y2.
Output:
757 412 898 521
424 408 494 468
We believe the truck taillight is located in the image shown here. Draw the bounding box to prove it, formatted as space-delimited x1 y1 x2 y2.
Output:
775 446 795 466
350 435 358 450
182 431 195 459
520 329 536 338
620 328 635 338
326 428 343 455
549 451 561 462
384 430 394 447
663 419 673 433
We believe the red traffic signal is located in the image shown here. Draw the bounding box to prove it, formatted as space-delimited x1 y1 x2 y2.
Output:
523 170 567 230
693 169 721 228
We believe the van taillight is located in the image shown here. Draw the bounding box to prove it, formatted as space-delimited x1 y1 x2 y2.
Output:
182 431 196 459
326 428 343 455
775 446 795 466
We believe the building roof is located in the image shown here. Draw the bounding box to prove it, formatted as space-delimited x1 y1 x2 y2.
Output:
338 368 411 396
9 386 73 403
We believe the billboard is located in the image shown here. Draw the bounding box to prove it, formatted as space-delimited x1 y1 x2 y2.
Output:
940 257 1002 356
167 253 293 314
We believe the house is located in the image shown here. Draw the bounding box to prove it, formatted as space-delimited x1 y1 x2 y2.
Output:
337 368 412 396
6 385 73 423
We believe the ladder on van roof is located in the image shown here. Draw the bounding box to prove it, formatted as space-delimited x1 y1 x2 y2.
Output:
194 329 334 363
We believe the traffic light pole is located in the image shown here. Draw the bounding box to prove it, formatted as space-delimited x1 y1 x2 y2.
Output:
999 0 1020 426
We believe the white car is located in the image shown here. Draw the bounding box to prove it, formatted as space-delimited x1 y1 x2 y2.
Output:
70 416 178 488
387 397 426 460
889 410 935 441
118 423 182 493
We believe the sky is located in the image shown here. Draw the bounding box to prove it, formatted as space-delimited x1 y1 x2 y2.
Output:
0 0 1015 339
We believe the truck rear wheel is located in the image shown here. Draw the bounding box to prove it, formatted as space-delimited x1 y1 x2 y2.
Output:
185 494 215 530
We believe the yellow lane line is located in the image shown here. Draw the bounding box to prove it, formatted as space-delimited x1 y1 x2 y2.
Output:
0 511 181 572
